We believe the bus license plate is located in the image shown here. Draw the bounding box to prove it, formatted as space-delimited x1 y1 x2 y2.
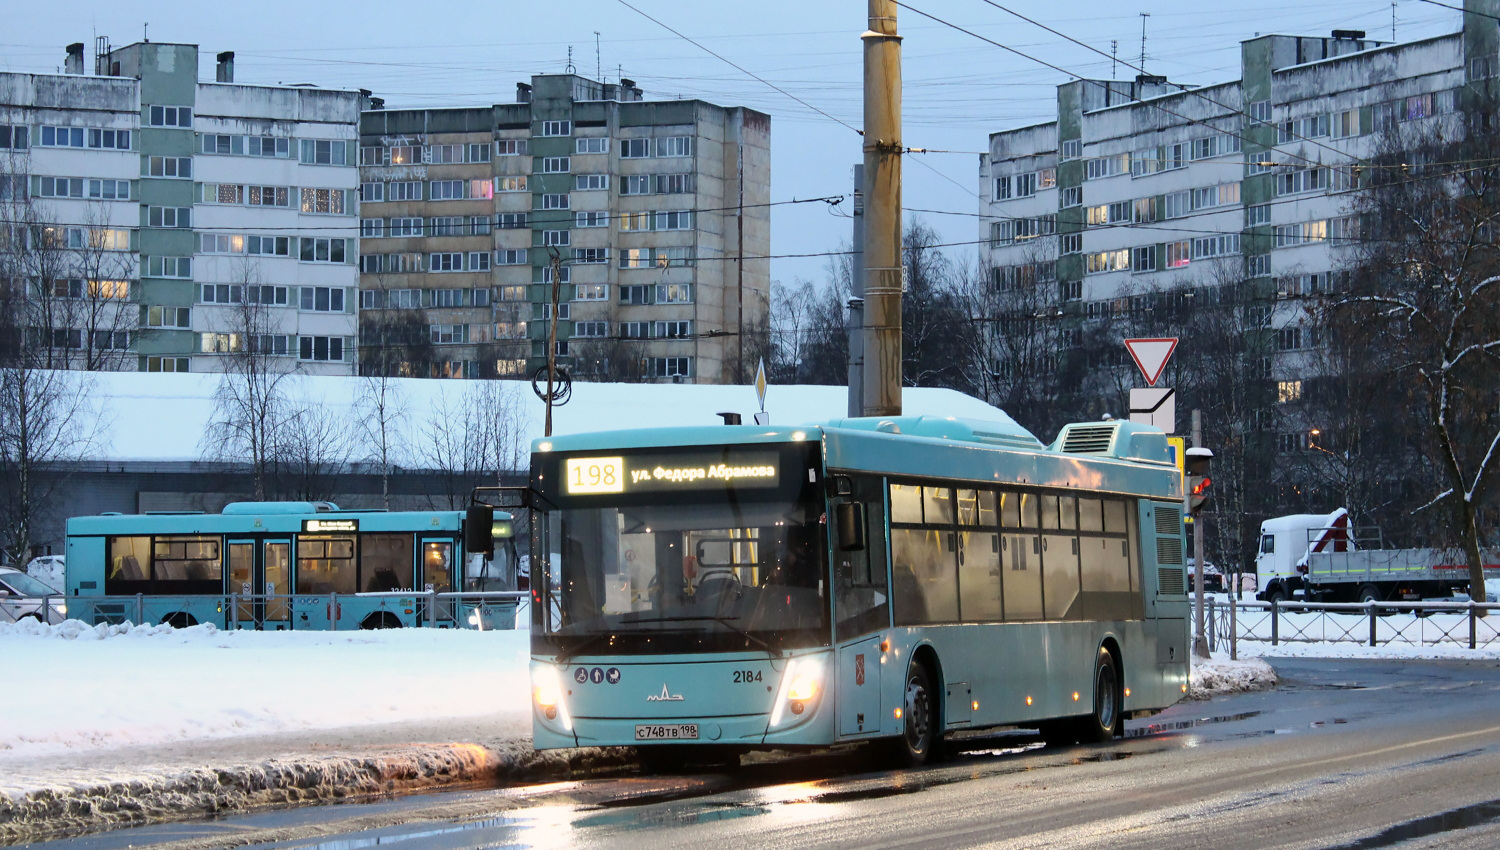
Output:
635 724 699 740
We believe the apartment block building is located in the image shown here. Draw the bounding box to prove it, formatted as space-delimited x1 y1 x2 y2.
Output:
357 74 770 383
979 0 1499 432
0 40 362 375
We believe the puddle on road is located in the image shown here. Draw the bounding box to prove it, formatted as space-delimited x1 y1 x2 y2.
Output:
1326 798 1500 848
1127 711 1263 737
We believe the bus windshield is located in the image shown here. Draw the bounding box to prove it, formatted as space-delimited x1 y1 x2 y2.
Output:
535 494 830 655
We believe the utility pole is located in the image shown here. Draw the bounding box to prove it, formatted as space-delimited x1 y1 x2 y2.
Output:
848 164 865 417
861 0 903 417
1191 408 1210 659
1139 12 1150 71
545 250 563 438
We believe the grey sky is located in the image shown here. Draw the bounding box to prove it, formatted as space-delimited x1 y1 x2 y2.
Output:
2 1 1463 286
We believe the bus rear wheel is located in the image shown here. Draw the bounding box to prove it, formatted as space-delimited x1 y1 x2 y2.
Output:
361 612 402 630
162 612 197 629
1076 648 1122 743
885 661 937 768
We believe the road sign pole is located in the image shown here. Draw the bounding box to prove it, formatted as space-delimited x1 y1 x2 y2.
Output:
1192 409 1210 660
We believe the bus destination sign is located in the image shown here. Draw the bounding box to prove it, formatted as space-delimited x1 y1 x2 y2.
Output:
303 518 359 533
565 453 781 496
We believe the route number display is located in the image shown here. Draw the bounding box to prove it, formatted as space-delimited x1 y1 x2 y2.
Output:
566 457 625 494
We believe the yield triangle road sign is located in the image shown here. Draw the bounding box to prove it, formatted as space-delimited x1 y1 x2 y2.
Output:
1124 338 1178 387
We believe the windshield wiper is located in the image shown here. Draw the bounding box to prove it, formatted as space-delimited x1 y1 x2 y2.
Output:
624 615 782 657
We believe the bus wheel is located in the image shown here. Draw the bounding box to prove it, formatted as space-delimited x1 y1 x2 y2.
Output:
886 661 937 768
162 612 197 629
1264 586 1287 604
1077 648 1122 743
361 612 402 630
1358 584 1382 604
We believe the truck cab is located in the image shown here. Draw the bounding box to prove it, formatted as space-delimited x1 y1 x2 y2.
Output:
1255 508 1350 602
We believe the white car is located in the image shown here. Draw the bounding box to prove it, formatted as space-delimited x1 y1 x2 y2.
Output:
0 567 67 624
26 555 64 592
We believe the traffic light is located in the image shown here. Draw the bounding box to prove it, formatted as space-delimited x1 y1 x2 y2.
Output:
1186 447 1214 516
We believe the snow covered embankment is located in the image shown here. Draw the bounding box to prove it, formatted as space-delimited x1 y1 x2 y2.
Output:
0 619 566 842
1189 653 1278 699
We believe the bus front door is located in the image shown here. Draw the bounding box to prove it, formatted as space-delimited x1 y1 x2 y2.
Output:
419 538 456 625
227 538 291 630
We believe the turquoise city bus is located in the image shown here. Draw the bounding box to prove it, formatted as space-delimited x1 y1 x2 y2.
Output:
505 415 1190 766
66 502 518 630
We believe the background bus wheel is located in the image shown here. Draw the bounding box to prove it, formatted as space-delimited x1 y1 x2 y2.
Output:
1358 584 1382 604
1264 586 1286 604
1077 648 1122 744
361 612 402 630
162 612 197 629
886 661 937 768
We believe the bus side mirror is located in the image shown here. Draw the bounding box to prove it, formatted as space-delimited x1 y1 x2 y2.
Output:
465 504 495 554
835 501 866 552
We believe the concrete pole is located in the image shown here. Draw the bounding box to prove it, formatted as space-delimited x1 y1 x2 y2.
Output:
847 164 865 417
860 0 903 417
1192 408 1210 659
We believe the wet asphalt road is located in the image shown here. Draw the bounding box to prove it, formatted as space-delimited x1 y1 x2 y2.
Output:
24 657 1500 850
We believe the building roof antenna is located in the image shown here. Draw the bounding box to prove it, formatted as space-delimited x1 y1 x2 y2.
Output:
1111 40 1119 80
1138 12 1149 72
595 32 602 82
566 45 575 75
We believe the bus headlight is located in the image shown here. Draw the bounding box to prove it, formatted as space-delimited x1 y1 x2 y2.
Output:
770 657 825 726
532 666 573 730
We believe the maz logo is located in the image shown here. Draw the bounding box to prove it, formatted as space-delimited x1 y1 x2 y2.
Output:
646 683 685 702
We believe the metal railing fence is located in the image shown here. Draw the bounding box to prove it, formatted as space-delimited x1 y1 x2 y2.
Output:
1195 597 1500 652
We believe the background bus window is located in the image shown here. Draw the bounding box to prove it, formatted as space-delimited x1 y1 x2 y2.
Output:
1043 531 1082 620
297 537 356 594
889 483 923 524
423 541 454 592
361 534 414 592
958 529 1002 622
892 528 959 625
106 536 151 593
999 490 1043 620
152 536 222 592
923 487 954 525
1079 498 1104 533
1080 497 1140 619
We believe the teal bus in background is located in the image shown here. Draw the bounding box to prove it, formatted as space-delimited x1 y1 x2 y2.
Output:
65 502 519 630
505 415 1190 766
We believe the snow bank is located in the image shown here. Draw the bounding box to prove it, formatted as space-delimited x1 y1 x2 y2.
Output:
1 621 531 760
1190 654 1277 698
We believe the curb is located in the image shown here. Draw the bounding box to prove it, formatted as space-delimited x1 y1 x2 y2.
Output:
0 740 597 846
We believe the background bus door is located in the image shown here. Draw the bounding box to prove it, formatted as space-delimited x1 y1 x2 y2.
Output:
227 538 291 630
419 537 456 625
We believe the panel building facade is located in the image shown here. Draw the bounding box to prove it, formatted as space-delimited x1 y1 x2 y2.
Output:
979 1 1498 445
0 41 362 375
357 74 771 383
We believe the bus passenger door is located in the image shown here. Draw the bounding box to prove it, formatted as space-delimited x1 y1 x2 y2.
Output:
419 538 456 625
227 538 291 630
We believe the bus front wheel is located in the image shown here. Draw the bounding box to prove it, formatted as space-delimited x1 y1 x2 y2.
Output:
886 661 937 768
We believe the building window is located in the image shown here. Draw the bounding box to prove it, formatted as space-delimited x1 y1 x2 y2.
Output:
655 136 693 158
540 120 572 137
573 248 609 265
574 321 609 338
147 156 191 178
542 230 570 247
1085 250 1129 274
1062 233 1082 254
468 252 491 272
620 284 652 305
430 180 465 201
148 255 192 279
654 320 691 338
0 125 29 149
499 285 527 301
656 282 692 303
575 174 609 191
620 175 652 196
298 139 350 165
299 238 349 264
299 286 347 312
574 283 608 300
993 176 1011 200
1247 254 1271 278
495 176 528 193
148 105 192 127
655 210 693 231
1163 191 1190 219
1276 326 1303 351
1277 432 1305 454
1247 203 1271 227
1061 139 1082 160
388 217 423 237
1061 186 1081 207
497 249 528 265
300 188 348 215
299 336 348 361
620 321 649 339
1192 234 1240 259
1277 380 1303 403
1165 241 1191 268
146 306 191 328
620 138 650 158
1277 167 1328 196
575 137 609 154
1132 246 1156 273
620 212 650 232
541 156 570 173
1249 100 1272 124
38 177 84 198
541 193 570 210
496 139 528 156
497 213 529 230
647 357 691 378
430 253 463 272
146 356 189 372
148 206 191 228
576 211 608 228
388 181 423 201
428 216 465 237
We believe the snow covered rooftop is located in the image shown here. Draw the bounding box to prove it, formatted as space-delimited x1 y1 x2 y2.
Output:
85 372 1021 464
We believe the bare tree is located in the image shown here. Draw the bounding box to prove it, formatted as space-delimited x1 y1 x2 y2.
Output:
358 275 437 378
902 219 972 390
356 371 410 509
201 262 295 500
276 386 356 502
1334 100 1500 591
420 381 528 509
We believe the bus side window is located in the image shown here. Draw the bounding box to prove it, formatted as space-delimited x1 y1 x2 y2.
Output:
835 477 889 640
